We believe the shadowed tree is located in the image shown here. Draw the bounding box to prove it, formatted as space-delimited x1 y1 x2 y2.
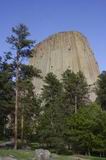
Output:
0 53 14 139
96 71 106 110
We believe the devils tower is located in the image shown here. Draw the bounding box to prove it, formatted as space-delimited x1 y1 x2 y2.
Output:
30 31 100 100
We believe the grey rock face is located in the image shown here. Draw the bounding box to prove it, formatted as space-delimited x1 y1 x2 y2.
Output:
35 149 51 160
30 31 100 101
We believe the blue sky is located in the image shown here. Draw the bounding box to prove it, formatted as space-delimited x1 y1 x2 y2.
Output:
0 0 106 71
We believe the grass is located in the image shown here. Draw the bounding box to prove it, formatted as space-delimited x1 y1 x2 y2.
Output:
0 149 34 160
0 150 106 160
54 154 106 160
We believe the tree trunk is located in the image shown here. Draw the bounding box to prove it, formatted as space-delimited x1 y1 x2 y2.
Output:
21 113 24 148
14 52 19 149
88 149 91 156
75 95 77 113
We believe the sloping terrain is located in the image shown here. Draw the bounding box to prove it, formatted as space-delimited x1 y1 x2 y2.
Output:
0 150 106 160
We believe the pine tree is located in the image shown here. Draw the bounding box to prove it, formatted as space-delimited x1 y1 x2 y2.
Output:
96 71 106 110
6 24 41 149
62 69 89 113
0 53 14 139
66 103 106 155
18 64 41 146
38 73 65 150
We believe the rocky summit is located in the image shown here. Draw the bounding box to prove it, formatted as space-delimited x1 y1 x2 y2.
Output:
30 31 100 101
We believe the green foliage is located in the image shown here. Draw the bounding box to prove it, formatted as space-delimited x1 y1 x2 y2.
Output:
6 24 35 54
37 73 65 152
42 72 63 103
66 103 106 154
6 24 42 147
37 70 93 154
0 24 41 147
62 69 89 113
96 71 106 110
0 55 14 139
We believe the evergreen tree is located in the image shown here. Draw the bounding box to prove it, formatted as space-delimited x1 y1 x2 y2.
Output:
38 73 65 151
62 69 89 113
6 24 41 148
66 103 106 155
0 54 14 139
96 71 106 110
18 64 41 146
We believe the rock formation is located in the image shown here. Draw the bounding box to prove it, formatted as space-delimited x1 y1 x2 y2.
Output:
30 31 100 101
34 149 51 160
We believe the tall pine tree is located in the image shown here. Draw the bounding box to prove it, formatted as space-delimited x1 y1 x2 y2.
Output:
6 24 41 149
